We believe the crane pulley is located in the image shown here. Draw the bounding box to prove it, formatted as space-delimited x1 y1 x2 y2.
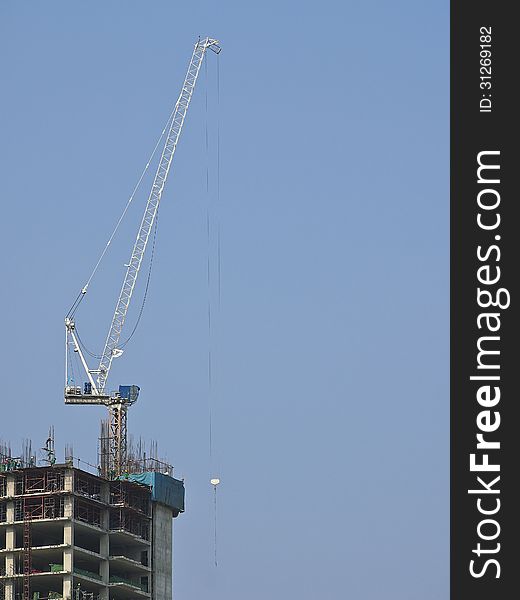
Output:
64 37 221 478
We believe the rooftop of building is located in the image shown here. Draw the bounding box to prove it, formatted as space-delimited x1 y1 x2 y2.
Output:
1 463 184 518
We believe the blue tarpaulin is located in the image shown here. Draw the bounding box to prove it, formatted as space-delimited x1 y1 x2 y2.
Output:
123 472 185 514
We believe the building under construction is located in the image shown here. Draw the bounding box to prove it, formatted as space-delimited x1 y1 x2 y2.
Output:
0 453 184 600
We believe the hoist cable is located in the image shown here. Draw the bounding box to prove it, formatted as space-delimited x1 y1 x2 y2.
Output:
205 56 210 196
206 52 222 570
217 54 221 307
214 484 218 567
205 56 214 462
72 211 159 356
66 343 76 385
119 210 159 348
214 53 222 570
75 328 102 360
71 347 81 387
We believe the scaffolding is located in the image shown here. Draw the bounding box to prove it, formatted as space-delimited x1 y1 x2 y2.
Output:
15 497 65 522
109 508 149 540
109 481 149 516
16 470 65 496
22 500 31 600
73 473 101 502
74 500 101 529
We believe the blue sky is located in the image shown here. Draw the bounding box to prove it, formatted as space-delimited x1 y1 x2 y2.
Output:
0 1 448 598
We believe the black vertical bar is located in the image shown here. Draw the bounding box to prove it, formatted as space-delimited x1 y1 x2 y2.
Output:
451 3 517 598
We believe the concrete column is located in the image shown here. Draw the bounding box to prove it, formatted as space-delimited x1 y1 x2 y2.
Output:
3 579 14 600
99 530 109 600
171 516 175 599
5 502 13 525
64 469 74 493
63 546 73 573
3 552 15 600
4 554 14 575
64 496 74 520
99 532 109 559
99 580 109 600
99 586 109 600
152 503 173 600
99 502 110 600
63 507 74 600
63 573 73 600
6 475 15 497
64 522 73 546
5 526 15 550
100 481 110 505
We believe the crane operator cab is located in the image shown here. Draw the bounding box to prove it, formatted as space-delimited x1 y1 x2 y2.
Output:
117 385 140 405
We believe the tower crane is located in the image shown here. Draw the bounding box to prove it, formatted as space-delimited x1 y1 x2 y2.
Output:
64 37 221 478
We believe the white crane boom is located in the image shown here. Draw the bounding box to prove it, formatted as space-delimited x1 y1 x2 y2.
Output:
64 37 220 477
98 37 220 392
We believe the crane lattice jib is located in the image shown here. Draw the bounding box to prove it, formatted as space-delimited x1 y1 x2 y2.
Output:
97 37 220 391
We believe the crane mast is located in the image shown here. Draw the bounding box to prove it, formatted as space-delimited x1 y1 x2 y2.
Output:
64 37 221 478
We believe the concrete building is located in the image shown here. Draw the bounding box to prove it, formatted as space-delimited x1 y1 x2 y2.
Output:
0 465 184 600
